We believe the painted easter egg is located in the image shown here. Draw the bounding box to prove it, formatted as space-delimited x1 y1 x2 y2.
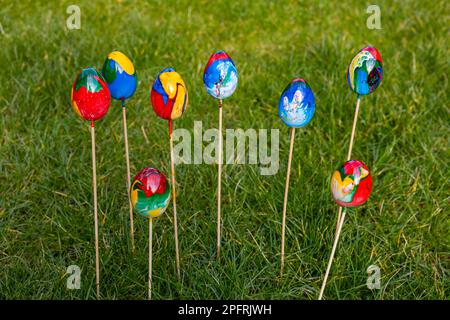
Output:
102 51 138 101
131 167 171 219
331 160 372 207
151 68 188 120
71 68 111 122
347 46 383 95
203 50 238 100
278 78 315 127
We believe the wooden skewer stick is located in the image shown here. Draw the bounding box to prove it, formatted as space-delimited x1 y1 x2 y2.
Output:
169 121 181 279
90 122 100 299
324 96 361 297
280 127 296 275
148 218 153 300
122 100 135 252
217 99 223 259
335 206 344 238
346 96 361 161
319 208 347 300
336 96 361 232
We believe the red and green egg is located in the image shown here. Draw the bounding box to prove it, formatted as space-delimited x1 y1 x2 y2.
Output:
71 68 111 122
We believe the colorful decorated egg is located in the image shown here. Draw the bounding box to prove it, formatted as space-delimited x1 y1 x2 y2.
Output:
203 50 238 100
331 160 373 207
131 167 171 219
278 78 315 127
150 68 188 120
71 68 111 122
347 46 383 95
102 51 137 101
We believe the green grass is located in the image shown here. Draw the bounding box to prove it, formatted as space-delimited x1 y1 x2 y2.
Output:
0 0 449 299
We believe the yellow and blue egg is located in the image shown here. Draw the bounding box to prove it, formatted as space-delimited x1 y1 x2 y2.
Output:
102 51 138 101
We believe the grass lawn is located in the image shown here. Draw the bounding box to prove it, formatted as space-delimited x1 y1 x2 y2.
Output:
0 0 449 299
